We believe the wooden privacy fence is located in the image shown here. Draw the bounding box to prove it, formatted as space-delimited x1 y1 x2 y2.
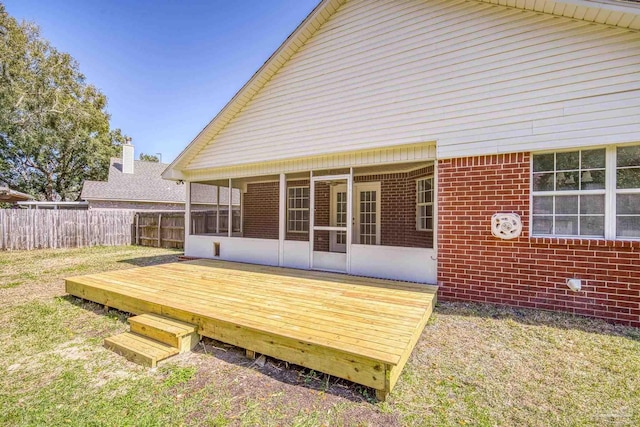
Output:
134 211 185 249
0 209 133 250
133 211 229 249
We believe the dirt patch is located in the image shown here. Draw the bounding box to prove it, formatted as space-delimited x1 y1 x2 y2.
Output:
171 338 401 426
53 339 92 361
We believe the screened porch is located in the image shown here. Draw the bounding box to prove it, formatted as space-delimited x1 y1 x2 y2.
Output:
184 161 437 284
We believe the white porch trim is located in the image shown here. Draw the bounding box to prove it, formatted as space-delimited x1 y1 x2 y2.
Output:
181 142 436 182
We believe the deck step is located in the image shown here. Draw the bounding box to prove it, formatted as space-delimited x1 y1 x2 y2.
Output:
104 332 179 368
129 313 199 353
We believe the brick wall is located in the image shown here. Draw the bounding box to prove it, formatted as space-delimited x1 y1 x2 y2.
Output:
242 182 279 239
241 171 435 248
437 153 640 327
356 166 434 248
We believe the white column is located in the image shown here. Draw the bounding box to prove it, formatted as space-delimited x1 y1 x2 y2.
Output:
309 171 315 269
346 168 353 273
185 181 191 253
240 186 244 234
228 178 233 238
432 161 439 252
216 183 220 234
278 173 286 266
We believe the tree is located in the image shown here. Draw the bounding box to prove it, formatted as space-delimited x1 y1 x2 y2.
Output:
0 3 126 201
139 152 160 162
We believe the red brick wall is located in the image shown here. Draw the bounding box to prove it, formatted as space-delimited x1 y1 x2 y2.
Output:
437 153 640 327
242 182 279 239
242 172 435 248
356 166 434 248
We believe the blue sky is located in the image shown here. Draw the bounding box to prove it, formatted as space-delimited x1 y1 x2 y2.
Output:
4 0 319 163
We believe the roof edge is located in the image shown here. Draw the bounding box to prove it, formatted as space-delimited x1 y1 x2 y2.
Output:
82 197 186 204
163 0 640 180
571 0 640 14
162 0 345 179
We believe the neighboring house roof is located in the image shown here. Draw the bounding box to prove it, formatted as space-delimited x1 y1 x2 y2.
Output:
163 0 640 180
83 158 238 205
17 201 88 210
0 185 33 203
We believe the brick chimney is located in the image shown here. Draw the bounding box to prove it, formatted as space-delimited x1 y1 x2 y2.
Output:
122 137 134 174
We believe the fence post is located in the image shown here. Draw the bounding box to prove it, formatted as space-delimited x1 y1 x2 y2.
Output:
157 213 162 248
135 213 139 245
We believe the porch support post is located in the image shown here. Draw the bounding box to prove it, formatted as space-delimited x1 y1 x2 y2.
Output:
346 168 353 274
309 170 314 269
433 161 439 253
228 178 233 238
278 173 286 266
216 182 220 234
185 181 191 247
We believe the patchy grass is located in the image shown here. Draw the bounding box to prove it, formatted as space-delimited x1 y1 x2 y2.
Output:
393 304 640 426
0 245 180 306
0 246 639 426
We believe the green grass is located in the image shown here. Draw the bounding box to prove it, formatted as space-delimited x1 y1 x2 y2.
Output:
0 245 639 426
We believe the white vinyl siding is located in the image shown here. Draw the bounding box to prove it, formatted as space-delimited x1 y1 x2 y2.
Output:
185 142 435 181
187 0 640 170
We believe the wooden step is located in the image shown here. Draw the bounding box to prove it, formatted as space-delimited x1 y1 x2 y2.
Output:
128 313 199 353
104 332 179 368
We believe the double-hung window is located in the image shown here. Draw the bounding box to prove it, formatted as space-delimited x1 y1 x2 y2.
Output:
531 144 640 239
616 145 640 238
416 176 434 231
287 186 309 232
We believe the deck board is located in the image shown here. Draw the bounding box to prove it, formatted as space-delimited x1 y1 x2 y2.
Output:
66 259 436 397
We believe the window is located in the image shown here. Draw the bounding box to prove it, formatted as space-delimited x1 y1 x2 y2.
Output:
532 145 640 239
336 191 347 245
616 145 640 238
416 177 434 231
359 190 378 245
287 186 309 232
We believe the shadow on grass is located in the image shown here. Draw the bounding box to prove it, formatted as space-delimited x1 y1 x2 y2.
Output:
117 253 182 268
63 295 130 324
190 337 378 404
434 300 640 342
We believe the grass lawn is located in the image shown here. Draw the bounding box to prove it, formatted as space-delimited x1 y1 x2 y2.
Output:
1 246 639 426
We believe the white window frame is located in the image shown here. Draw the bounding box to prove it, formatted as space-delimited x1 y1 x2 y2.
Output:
286 186 309 233
416 176 434 231
615 144 640 239
530 144 640 241
354 182 381 245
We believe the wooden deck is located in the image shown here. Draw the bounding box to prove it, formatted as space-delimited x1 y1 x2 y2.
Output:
65 259 437 399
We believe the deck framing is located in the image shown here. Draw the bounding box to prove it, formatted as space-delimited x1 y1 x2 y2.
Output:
65 259 437 398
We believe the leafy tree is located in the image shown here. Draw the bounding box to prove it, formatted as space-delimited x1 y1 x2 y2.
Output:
0 3 126 200
139 152 160 162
